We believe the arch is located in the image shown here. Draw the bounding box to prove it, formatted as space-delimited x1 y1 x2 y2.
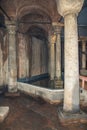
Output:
17 5 52 21
28 25 48 40
18 6 52 35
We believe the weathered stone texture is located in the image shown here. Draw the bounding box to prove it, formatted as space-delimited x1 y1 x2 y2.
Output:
18 82 64 104
0 30 8 87
57 0 84 113
0 106 9 123
17 33 28 78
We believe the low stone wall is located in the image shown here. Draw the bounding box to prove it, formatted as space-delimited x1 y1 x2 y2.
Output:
17 82 84 104
17 82 64 104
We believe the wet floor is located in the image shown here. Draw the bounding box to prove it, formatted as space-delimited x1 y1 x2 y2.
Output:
0 94 87 130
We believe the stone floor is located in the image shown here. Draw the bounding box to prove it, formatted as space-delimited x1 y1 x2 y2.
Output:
0 94 87 130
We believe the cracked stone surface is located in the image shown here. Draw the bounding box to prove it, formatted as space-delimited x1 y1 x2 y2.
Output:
0 106 9 123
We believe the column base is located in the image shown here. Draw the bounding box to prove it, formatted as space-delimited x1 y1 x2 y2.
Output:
58 107 87 125
48 80 55 89
8 84 18 92
54 78 63 89
0 106 9 123
5 91 20 97
80 69 87 76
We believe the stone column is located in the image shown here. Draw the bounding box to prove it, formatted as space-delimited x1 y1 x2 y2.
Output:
48 31 56 80
82 40 86 70
52 23 63 88
56 0 84 113
6 21 17 92
48 31 56 88
80 40 87 75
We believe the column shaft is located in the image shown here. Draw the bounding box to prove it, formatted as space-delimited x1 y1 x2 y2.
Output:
82 41 86 69
64 13 79 112
49 33 56 80
7 24 17 92
56 33 61 79
50 43 55 80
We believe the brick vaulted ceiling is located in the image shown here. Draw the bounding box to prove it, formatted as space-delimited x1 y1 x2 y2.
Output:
0 0 87 36
0 0 61 21
0 0 61 34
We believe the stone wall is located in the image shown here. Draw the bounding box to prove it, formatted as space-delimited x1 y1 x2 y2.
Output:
0 29 8 88
17 34 48 79
17 33 29 79
31 37 48 76
18 82 64 104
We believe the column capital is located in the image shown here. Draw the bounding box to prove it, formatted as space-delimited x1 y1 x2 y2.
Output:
82 39 87 43
5 20 17 34
56 0 84 17
52 22 62 34
48 30 57 45
79 36 87 42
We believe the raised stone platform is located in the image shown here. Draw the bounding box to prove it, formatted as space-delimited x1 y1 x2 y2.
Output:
17 82 64 104
0 107 9 123
58 107 87 125
17 82 85 104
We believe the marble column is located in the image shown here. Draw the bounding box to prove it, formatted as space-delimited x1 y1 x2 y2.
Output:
6 21 17 92
56 0 84 113
82 40 86 70
48 31 56 88
48 31 56 80
52 23 63 88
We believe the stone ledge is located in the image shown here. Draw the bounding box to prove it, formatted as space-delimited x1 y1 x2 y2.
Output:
17 82 85 104
58 107 87 125
0 107 9 123
17 82 64 104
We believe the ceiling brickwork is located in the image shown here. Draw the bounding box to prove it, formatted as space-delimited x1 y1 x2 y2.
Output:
0 0 60 22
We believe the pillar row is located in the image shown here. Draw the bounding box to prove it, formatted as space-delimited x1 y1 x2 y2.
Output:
6 21 17 93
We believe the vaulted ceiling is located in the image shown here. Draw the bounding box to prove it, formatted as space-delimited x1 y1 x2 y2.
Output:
0 0 87 37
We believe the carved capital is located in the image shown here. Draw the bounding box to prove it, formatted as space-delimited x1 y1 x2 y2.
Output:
56 0 84 17
48 32 57 45
5 20 17 34
52 22 62 34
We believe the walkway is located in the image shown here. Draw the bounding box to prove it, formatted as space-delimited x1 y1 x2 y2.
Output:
0 94 87 130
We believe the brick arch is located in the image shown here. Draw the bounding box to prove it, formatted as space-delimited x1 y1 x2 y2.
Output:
17 5 51 21
17 6 52 34
28 25 48 40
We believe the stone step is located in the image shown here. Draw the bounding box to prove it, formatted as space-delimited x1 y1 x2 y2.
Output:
0 106 9 123
5 92 20 97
